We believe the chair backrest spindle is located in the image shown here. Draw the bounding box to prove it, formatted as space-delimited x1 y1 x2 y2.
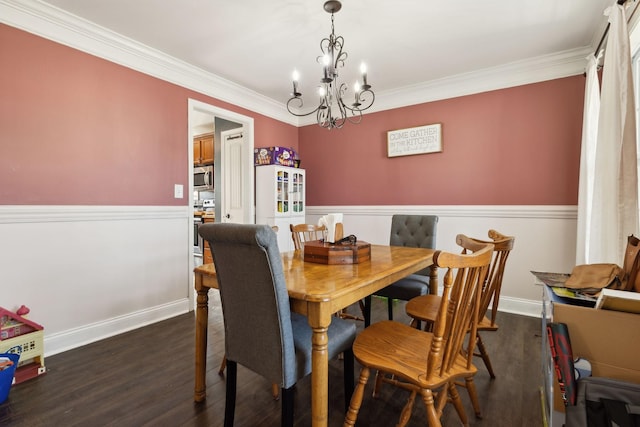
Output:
290 223 327 250
471 230 515 327
426 235 493 382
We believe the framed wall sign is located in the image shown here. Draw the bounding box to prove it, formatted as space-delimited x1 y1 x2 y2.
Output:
387 123 442 157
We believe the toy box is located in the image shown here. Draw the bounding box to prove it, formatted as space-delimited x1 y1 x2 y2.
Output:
0 308 46 384
254 146 299 167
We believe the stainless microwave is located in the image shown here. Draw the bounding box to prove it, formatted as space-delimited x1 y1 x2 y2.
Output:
194 165 213 191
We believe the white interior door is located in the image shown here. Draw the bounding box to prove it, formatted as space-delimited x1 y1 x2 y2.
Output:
220 128 251 223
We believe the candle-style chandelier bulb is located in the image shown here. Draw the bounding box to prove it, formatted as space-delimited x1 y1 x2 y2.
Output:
286 0 375 129
292 70 301 97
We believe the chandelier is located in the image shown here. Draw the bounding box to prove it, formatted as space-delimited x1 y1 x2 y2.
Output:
287 0 375 130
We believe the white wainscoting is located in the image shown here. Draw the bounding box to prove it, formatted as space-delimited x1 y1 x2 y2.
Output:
0 205 193 356
0 204 576 357
307 205 578 318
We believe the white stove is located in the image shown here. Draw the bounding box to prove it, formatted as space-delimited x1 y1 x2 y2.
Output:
202 199 215 211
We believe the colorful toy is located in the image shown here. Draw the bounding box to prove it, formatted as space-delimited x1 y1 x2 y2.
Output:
0 306 46 384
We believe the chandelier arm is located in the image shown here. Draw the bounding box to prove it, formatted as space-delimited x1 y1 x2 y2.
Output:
333 36 346 70
317 109 328 128
343 89 375 113
345 111 363 125
286 96 324 117
319 38 331 59
332 85 349 127
337 96 362 125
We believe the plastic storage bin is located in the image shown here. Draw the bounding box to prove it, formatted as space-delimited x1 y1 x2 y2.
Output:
0 353 20 403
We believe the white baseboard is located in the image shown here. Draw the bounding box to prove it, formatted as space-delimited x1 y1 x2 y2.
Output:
43 299 191 357
498 296 543 318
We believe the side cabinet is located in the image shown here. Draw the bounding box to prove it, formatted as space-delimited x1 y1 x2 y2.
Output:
255 165 306 252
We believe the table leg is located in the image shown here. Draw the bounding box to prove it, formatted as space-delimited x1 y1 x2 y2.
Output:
194 274 209 403
429 264 439 295
309 307 331 427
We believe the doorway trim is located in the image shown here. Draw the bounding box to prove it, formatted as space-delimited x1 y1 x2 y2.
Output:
188 98 255 306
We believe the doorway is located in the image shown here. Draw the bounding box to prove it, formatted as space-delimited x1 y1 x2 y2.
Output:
188 99 255 303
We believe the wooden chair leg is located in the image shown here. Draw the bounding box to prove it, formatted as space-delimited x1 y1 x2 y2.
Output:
343 366 370 427
218 355 227 376
434 383 448 416
397 390 417 427
465 376 482 418
224 360 237 427
387 298 394 320
358 299 366 319
281 386 294 427
420 388 442 427
373 369 384 398
343 348 355 411
447 381 469 426
476 333 495 379
338 309 364 322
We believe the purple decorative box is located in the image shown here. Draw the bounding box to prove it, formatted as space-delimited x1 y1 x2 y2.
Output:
254 146 299 167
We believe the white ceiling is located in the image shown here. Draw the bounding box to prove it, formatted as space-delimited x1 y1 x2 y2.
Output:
20 0 631 120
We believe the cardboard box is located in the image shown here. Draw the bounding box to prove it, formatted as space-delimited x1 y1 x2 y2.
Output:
551 301 640 411
254 146 299 167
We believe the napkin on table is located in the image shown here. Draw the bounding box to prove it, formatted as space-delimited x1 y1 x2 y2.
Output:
318 213 343 243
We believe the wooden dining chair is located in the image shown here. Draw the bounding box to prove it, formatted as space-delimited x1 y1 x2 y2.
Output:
343 235 493 427
404 229 515 417
364 215 438 327
289 223 326 249
199 223 356 427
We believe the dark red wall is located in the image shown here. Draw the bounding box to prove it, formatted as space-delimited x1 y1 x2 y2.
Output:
299 77 584 205
1 23 584 207
0 24 297 205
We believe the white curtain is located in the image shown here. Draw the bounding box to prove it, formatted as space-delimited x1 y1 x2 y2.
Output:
576 54 601 265
589 3 640 265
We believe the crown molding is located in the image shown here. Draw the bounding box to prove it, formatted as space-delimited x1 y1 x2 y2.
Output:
0 0 297 126
298 47 591 126
2 0 590 128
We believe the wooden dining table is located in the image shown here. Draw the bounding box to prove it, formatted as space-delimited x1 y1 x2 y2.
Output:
193 244 436 427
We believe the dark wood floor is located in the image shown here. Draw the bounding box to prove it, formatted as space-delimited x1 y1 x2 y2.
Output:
0 294 544 426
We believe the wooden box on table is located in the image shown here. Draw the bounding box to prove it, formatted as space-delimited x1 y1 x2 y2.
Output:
303 240 371 264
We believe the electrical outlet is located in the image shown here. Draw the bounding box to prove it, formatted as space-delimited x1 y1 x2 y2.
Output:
174 184 183 198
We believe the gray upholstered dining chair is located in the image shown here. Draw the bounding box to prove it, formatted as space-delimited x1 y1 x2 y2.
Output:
364 214 438 327
198 223 356 427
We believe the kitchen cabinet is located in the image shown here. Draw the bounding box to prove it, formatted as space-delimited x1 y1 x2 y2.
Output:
256 165 305 252
193 133 214 166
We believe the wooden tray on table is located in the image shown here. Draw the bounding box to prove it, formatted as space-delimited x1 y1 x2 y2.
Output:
303 240 371 264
